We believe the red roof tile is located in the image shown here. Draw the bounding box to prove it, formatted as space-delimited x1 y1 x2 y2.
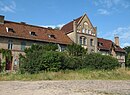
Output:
98 38 125 53
0 21 73 45
98 38 112 51
61 16 82 34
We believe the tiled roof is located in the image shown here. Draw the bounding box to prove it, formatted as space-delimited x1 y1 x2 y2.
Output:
98 38 125 53
61 16 82 34
98 38 112 51
114 45 126 53
0 21 73 45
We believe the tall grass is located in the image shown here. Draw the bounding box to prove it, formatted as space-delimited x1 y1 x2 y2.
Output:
0 68 130 81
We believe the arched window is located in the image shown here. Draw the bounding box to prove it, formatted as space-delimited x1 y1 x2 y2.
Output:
90 39 94 46
80 36 87 45
83 37 87 45
8 40 13 50
80 37 82 45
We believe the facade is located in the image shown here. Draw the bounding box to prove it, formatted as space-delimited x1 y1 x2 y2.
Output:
61 14 97 53
97 38 125 66
0 15 72 70
0 13 126 71
61 14 126 65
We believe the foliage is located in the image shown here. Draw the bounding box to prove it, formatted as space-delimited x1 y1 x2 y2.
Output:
126 53 130 67
83 53 119 70
124 46 130 67
19 44 63 74
66 43 87 56
0 48 12 61
0 49 12 72
61 56 83 70
19 44 120 74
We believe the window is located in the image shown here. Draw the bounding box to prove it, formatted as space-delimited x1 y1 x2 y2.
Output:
21 41 26 51
82 28 85 33
48 34 56 39
83 37 87 45
80 36 87 45
90 39 94 46
6 27 15 33
88 30 91 34
84 22 88 28
29 31 36 36
8 40 13 50
86 29 89 34
98 42 103 46
80 37 82 45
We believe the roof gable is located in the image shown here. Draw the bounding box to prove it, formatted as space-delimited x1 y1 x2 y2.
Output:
61 16 82 34
61 14 97 34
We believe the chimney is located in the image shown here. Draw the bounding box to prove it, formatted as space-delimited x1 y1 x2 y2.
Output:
0 15 5 24
114 36 119 46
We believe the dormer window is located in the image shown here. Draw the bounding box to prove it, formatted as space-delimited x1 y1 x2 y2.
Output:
29 31 36 36
98 42 103 46
6 27 15 33
48 34 56 39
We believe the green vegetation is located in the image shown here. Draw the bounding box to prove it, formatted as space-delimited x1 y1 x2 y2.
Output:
0 44 124 81
19 44 119 74
83 53 119 70
0 68 130 81
124 46 130 67
0 49 12 72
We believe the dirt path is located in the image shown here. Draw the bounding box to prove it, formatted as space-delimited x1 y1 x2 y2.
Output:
0 80 130 95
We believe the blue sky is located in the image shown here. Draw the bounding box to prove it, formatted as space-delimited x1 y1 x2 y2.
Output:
0 0 130 47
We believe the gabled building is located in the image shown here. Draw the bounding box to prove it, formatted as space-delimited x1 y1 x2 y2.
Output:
98 37 125 66
0 15 72 70
0 13 126 71
61 14 97 53
61 14 125 66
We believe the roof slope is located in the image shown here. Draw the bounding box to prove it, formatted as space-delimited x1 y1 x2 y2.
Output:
98 38 112 51
98 38 125 53
0 21 72 45
61 16 82 34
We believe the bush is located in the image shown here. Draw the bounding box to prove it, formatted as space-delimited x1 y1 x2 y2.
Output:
20 50 65 74
66 43 87 56
83 53 119 70
61 56 83 70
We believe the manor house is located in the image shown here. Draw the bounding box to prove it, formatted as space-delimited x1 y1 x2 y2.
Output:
0 14 125 70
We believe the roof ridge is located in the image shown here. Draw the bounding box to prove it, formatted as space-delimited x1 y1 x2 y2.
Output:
5 20 55 30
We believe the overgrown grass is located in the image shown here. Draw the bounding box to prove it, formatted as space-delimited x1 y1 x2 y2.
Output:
0 68 130 81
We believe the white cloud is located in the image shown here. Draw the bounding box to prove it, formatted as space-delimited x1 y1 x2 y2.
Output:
0 1 16 13
93 0 130 15
42 24 64 29
97 9 110 15
113 26 130 47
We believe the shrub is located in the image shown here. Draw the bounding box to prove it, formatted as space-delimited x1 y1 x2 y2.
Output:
20 45 64 73
83 53 119 70
61 56 83 70
66 43 87 56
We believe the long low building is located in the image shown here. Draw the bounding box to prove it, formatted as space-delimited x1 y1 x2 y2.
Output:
0 14 125 71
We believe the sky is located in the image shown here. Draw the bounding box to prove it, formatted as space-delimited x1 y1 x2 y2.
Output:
0 0 130 48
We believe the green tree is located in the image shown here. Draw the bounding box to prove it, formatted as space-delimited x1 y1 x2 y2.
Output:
0 49 12 72
66 43 87 56
124 46 130 67
126 53 130 67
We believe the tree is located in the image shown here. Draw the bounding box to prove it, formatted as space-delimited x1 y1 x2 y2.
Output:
66 43 87 56
126 53 130 67
0 49 12 72
124 46 130 67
